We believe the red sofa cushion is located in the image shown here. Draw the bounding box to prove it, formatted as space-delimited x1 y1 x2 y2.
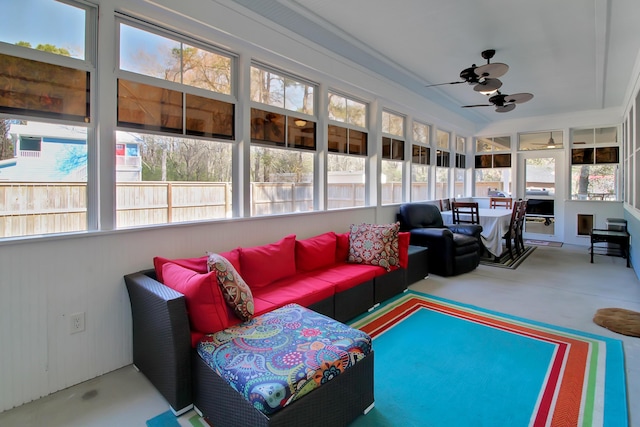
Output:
240 235 296 288
295 231 337 272
161 262 230 334
153 248 241 283
399 231 410 269
312 263 379 292
252 274 335 310
335 232 350 262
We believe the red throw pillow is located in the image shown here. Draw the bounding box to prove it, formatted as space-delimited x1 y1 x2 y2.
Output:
240 235 296 288
153 248 241 283
161 262 229 334
398 232 410 269
295 232 337 272
207 253 254 322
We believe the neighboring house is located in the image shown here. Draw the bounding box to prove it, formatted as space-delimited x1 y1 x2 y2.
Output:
2 122 141 182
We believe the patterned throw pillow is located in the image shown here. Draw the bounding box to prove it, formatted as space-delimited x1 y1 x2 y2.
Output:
348 222 400 271
207 253 254 322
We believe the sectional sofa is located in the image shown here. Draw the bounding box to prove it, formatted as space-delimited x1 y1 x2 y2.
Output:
125 225 421 426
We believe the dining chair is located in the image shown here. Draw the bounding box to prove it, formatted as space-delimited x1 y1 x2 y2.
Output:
515 199 528 253
439 198 452 211
490 196 513 209
502 200 521 259
451 201 480 225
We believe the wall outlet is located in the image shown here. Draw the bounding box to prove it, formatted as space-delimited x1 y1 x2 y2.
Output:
70 312 85 334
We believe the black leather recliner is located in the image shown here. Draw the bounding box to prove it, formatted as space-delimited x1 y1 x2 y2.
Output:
397 203 483 277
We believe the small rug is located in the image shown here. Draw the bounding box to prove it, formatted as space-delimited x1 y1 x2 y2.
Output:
594 307 640 338
480 245 536 269
525 239 563 247
146 409 210 426
348 291 628 427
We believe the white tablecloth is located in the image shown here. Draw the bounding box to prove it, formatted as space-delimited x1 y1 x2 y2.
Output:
441 208 513 257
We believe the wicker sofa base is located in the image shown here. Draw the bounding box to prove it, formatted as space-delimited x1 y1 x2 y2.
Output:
192 349 375 427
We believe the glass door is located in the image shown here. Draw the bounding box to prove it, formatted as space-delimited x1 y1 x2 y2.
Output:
518 150 565 241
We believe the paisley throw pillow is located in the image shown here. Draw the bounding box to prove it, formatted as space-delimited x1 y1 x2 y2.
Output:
207 252 254 322
348 222 400 271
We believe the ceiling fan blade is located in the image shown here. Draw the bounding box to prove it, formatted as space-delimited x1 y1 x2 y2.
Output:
495 104 516 113
504 93 534 104
424 81 466 88
474 62 509 79
473 78 502 92
461 104 492 108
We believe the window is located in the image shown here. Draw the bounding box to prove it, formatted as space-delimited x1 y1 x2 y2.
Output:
250 146 314 215
455 136 466 197
250 65 317 215
250 65 314 115
116 131 232 225
570 127 620 200
381 111 404 204
0 0 87 60
0 0 94 239
518 131 563 151
411 122 431 201
435 130 450 199
328 92 366 127
327 92 368 209
116 19 236 227
475 136 512 197
119 23 232 95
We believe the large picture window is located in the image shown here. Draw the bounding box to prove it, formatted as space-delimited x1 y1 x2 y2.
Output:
475 136 512 197
327 92 368 209
250 65 317 215
435 130 450 199
570 127 620 200
115 19 236 228
411 121 431 201
0 0 94 239
381 111 404 205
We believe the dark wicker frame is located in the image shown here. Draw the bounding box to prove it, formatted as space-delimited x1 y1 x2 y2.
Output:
124 269 379 425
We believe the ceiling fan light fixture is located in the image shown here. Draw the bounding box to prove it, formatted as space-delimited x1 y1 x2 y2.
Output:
546 132 556 148
479 88 498 96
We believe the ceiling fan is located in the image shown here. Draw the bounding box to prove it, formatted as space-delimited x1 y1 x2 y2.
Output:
462 91 534 113
425 49 509 93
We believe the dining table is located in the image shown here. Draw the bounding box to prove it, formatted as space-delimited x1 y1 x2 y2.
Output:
441 207 513 257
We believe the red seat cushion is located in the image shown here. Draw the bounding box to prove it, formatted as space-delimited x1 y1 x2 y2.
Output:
311 263 379 292
252 275 335 309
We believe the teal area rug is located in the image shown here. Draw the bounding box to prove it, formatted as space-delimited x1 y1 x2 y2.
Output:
146 409 209 426
146 291 628 427
348 291 628 427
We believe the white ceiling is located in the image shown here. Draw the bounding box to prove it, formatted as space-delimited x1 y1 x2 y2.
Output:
229 0 640 125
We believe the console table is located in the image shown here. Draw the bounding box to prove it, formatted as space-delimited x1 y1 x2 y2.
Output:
590 229 630 267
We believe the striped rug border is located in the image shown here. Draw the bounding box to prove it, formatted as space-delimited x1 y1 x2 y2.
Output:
350 291 628 427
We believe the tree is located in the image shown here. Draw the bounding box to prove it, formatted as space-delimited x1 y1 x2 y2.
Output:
0 120 14 161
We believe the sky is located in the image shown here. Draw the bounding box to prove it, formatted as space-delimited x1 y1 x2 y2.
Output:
0 0 85 59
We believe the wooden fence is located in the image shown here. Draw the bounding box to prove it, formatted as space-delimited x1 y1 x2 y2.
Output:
0 181 404 238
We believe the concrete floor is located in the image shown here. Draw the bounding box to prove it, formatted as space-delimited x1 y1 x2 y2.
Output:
0 244 638 427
